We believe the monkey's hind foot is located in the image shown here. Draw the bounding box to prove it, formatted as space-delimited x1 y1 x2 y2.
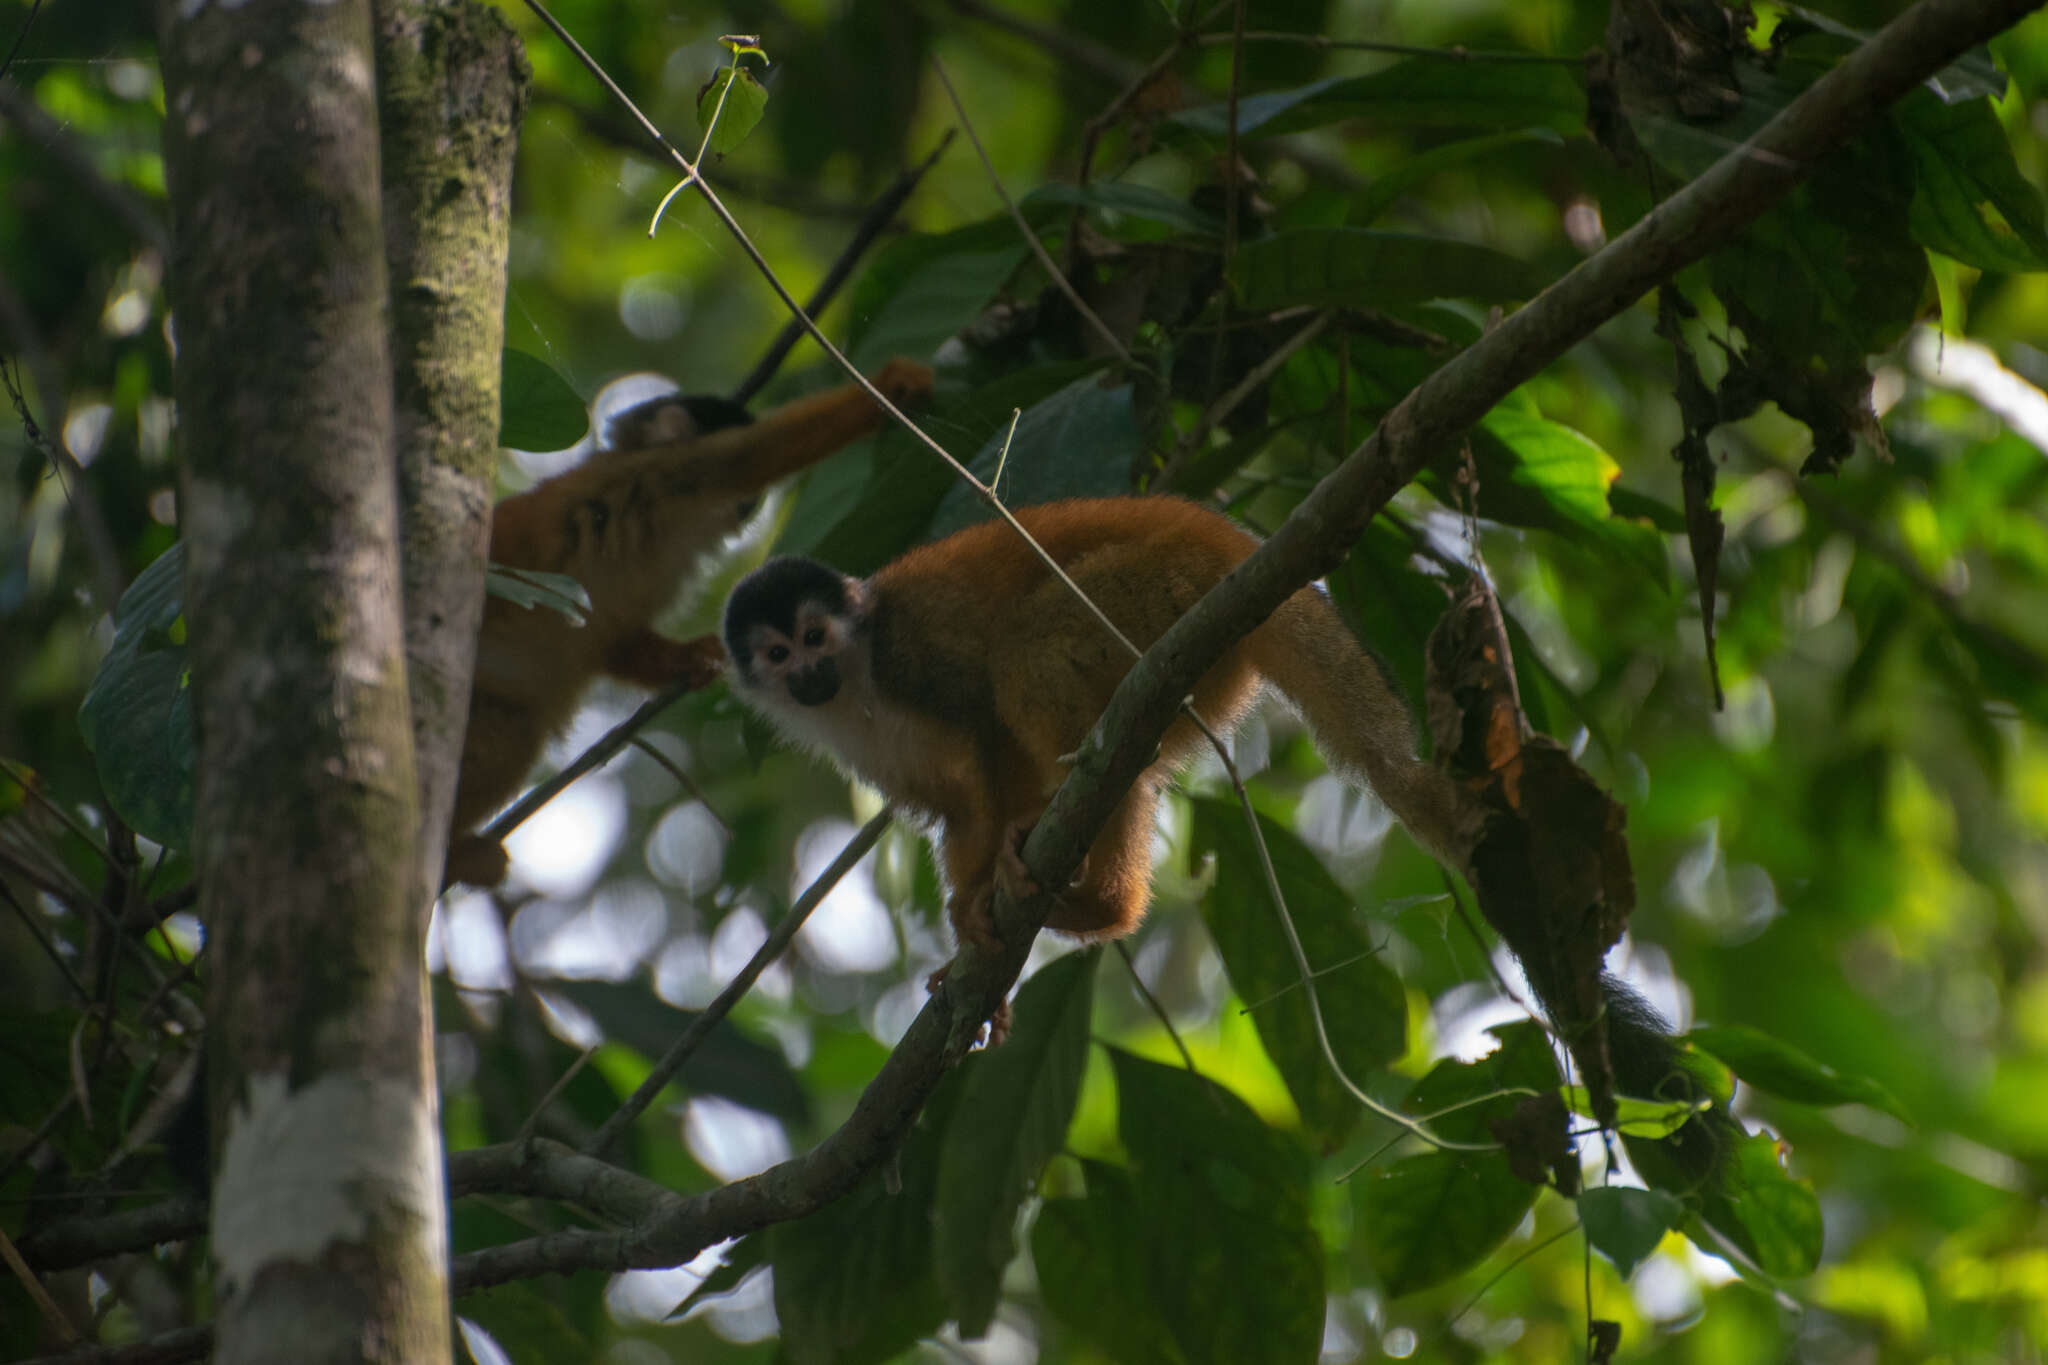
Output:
996 822 1088 904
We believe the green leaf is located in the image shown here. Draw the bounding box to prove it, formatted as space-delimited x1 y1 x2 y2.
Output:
1230 228 1537 312
484 565 589 626
1578 1186 1684 1280
1358 1148 1537 1297
770 1082 956 1365
458 1287 592 1365
1685 1024 1910 1121
544 979 810 1124
1168 61 1587 141
1899 89 2048 273
1032 1162 1180 1365
935 948 1098 1338
1561 1085 1707 1138
1405 1021 1563 1145
1020 181 1224 240
696 65 768 157
1460 406 1667 582
929 375 1142 535
846 218 1033 371
792 359 1107 571
77 544 195 848
1040 1053 1321 1365
499 350 588 452
1190 796 1408 1150
1353 128 1567 226
1716 1134 1825 1278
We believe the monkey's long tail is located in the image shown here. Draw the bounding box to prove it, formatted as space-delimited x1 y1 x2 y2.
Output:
1252 588 1738 1195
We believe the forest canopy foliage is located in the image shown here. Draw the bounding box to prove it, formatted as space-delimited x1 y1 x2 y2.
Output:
4 0 2048 1362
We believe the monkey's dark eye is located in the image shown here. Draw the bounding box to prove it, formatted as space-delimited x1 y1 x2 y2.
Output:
766 644 790 664
803 626 825 648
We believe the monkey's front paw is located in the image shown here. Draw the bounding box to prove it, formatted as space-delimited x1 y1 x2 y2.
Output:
870 357 937 408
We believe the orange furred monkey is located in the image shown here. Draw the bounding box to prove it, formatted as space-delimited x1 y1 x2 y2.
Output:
444 358 934 886
719 496 1471 946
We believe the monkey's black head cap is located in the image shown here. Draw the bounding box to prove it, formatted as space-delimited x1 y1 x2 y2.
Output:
724 557 854 664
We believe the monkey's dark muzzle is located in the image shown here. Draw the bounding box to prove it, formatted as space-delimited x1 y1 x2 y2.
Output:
787 660 841 706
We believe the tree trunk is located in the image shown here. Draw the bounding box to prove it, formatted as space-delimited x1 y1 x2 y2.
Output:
158 0 451 1357
374 0 528 900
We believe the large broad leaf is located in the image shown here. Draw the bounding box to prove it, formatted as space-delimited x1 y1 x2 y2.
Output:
1036 1053 1323 1365
1190 796 1408 1151
1403 1021 1563 1145
1898 88 2048 273
543 979 810 1124
1686 1023 1909 1122
1031 1162 1181 1365
1449 404 1667 583
846 217 1033 372
770 1080 957 1365
1711 1134 1825 1279
928 374 1141 535
458 1286 594 1365
1358 1022 1562 1295
77 544 195 848
935 948 1098 1338
499 349 588 452
1358 1147 1537 1297
1168 61 1586 141
1231 228 1538 312
1579 1186 1685 1280
1352 127 1567 226
1020 181 1224 241
791 359 1107 571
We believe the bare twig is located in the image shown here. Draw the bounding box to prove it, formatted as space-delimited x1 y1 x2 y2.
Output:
583 806 895 1159
626 736 730 838
468 674 701 867
1112 940 1196 1072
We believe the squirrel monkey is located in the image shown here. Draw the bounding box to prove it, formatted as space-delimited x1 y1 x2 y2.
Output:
444 358 936 887
720 496 1472 946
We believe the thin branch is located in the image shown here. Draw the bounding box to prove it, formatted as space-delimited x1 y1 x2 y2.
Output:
1112 940 1195 1072
467 674 701 870
730 130 956 405
0 877 91 1004
626 736 730 838
583 806 895 1159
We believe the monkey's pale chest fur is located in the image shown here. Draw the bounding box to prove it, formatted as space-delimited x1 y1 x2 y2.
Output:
742 663 984 827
